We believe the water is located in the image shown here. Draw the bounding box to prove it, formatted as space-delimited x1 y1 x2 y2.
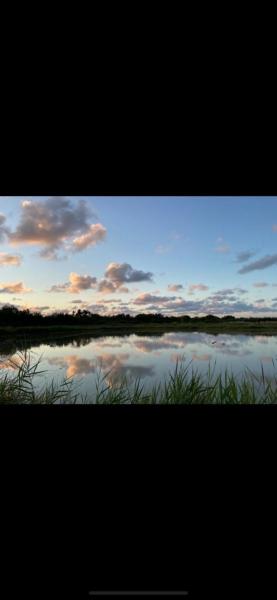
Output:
1 331 277 400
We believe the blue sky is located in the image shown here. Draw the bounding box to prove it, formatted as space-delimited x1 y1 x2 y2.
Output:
1 196 277 316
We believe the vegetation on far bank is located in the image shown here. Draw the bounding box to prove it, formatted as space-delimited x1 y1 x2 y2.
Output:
1 352 277 404
1 305 277 338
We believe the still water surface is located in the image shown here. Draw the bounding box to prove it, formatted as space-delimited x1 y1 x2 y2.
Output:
1 331 277 400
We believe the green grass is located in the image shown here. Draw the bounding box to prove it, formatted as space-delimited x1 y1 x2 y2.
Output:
1 352 277 404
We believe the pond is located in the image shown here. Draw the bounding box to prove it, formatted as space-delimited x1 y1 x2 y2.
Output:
1 331 277 401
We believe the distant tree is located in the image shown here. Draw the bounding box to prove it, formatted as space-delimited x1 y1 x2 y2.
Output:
203 314 220 321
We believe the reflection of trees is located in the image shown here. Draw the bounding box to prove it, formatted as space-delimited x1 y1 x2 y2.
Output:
0 340 21 355
0 334 96 356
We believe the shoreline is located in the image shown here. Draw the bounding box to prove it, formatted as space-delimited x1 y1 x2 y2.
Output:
1 320 277 342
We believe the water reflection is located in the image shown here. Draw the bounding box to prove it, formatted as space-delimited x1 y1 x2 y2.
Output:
1 330 277 398
0 354 24 371
48 355 97 378
192 353 212 361
48 351 155 382
260 356 274 363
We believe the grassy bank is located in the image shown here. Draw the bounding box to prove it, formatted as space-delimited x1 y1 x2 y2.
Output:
1 353 277 404
1 320 277 341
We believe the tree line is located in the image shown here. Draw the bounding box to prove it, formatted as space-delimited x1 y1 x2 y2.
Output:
0 305 276 327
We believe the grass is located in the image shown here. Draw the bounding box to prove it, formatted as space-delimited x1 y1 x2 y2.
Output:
2 320 277 340
0 351 80 404
1 352 277 404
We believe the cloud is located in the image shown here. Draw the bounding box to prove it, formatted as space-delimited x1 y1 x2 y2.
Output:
214 288 236 295
212 287 248 296
235 250 257 263
238 254 277 274
105 262 153 285
48 283 69 293
72 223 107 251
98 263 153 293
8 197 106 259
98 280 116 294
253 282 268 288
133 293 178 305
168 284 184 292
39 247 63 260
49 272 97 294
158 299 205 312
272 225 277 232
210 294 239 302
129 292 277 317
0 253 22 266
68 273 97 293
0 282 32 294
189 284 209 293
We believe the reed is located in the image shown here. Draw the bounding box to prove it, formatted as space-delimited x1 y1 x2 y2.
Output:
1 352 277 404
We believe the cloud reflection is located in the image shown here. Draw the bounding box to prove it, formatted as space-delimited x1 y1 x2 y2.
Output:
48 355 96 378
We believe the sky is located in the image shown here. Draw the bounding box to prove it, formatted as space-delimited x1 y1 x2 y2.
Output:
1 196 277 317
